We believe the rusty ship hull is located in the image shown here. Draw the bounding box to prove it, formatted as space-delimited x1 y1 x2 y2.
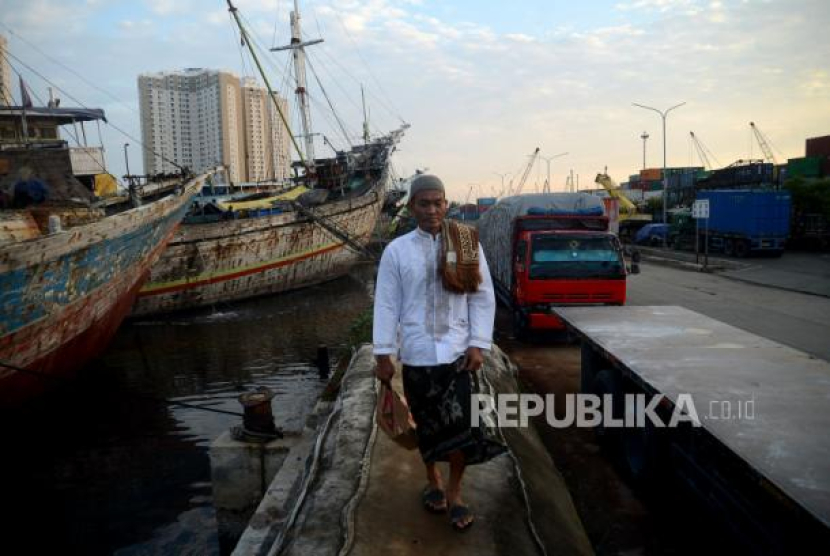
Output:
0 171 210 406
132 130 405 317
132 172 384 317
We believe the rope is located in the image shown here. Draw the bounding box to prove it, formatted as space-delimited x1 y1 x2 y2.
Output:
0 23 140 117
331 11 407 126
3 49 185 173
305 56 353 148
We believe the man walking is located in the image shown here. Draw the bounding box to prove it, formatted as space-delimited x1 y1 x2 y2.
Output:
373 174 504 531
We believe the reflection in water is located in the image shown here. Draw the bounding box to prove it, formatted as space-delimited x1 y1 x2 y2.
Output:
0 265 375 555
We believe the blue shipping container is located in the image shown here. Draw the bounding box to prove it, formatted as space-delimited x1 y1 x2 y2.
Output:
696 190 791 239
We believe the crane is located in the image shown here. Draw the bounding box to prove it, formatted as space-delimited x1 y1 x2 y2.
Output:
594 171 654 241
594 172 641 216
690 131 721 170
511 147 540 195
750 122 777 164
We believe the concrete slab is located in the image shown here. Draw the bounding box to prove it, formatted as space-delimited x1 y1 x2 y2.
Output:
557 305 830 529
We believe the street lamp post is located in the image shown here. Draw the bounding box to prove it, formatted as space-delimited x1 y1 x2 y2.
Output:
539 152 568 193
123 143 131 184
632 101 685 246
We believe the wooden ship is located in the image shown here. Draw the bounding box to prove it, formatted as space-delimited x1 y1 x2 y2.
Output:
131 1 407 316
0 103 211 405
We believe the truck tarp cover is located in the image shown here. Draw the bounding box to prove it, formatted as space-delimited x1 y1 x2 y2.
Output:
478 193 607 289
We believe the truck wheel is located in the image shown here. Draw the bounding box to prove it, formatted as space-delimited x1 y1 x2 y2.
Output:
723 238 735 256
734 240 749 258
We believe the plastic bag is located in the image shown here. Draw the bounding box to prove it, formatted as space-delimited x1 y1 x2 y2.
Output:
376 380 419 450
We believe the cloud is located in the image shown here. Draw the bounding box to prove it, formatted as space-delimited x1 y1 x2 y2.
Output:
1 0 828 199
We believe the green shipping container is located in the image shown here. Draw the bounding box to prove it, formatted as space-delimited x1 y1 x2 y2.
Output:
787 156 822 178
665 167 703 176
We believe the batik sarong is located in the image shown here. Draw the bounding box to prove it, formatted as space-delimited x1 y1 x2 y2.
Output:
402 359 507 465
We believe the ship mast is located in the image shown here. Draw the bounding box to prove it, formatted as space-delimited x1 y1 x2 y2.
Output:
272 0 322 170
226 0 308 173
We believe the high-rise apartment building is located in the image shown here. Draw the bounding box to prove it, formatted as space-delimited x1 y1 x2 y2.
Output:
0 35 13 106
138 68 291 183
241 77 291 183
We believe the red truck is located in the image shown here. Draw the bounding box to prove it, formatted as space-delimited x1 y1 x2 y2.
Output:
477 193 637 338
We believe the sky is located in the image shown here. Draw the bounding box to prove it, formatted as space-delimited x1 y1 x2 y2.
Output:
2 0 829 202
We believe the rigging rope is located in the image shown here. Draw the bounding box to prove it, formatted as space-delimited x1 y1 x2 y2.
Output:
5 59 117 181
331 11 406 126
0 23 141 118
310 47 395 139
3 49 186 172
305 56 353 148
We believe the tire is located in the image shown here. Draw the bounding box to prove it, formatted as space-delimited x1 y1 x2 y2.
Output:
734 239 749 258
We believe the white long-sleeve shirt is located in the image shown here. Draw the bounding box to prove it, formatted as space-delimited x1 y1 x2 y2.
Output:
372 226 496 366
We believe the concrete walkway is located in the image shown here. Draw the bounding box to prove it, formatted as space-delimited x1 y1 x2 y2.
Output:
244 345 594 556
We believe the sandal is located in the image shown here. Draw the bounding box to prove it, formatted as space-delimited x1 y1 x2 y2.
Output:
449 504 474 531
422 485 447 514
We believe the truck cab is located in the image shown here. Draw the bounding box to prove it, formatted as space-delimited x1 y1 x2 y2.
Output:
511 216 629 334
478 192 637 339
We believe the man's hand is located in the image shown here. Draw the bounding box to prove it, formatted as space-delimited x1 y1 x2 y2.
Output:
460 346 484 372
375 355 395 382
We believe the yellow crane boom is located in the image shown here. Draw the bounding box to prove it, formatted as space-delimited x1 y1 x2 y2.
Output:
594 172 639 215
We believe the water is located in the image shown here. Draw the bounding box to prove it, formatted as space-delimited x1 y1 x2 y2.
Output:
0 265 374 555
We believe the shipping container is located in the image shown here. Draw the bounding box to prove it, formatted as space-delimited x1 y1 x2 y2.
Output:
459 203 480 221
806 135 830 158
698 162 774 189
695 189 791 255
477 196 498 214
665 166 703 176
787 157 823 179
640 167 662 181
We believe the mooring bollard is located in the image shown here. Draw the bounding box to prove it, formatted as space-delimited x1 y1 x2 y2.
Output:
233 387 282 442
211 386 287 551
316 345 331 379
